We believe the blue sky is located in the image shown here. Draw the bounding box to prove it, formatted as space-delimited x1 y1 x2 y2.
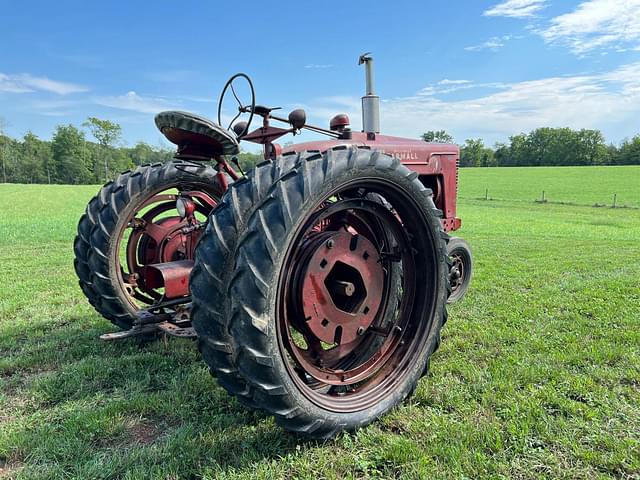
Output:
1 0 639 148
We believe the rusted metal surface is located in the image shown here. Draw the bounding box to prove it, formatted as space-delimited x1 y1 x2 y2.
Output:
299 232 384 345
120 190 214 306
242 125 292 144
100 325 158 341
144 260 194 299
276 190 428 405
449 253 464 295
281 133 461 232
101 303 195 341
156 321 196 338
100 321 196 341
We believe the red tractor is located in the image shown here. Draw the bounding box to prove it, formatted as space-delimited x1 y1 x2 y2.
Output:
74 54 472 438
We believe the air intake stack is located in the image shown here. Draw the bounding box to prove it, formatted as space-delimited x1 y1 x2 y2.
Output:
359 53 380 136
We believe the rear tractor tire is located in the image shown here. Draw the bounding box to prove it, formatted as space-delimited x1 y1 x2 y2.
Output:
192 147 450 438
190 152 307 407
74 160 222 329
446 237 473 304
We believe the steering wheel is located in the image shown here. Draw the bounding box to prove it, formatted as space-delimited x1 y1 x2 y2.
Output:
217 73 255 138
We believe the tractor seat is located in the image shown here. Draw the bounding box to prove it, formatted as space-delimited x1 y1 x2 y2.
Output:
155 111 240 160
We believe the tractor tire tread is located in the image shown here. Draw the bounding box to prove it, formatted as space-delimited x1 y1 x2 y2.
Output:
191 153 308 409
74 160 220 329
223 146 450 438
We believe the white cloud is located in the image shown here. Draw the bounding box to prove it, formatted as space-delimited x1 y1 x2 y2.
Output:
465 35 522 52
94 91 177 114
310 62 640 145
484 0 547 18
0 74 32 93
305 64 334 69
465 37 505 52
539 0 640 54
0 73 88 95
417 79 504 97
438 79 472 85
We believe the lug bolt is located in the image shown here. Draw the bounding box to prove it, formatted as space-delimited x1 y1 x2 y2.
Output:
357 326 366 336
326 239 335 249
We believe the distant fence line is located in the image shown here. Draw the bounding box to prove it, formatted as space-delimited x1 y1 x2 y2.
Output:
461 189 639 210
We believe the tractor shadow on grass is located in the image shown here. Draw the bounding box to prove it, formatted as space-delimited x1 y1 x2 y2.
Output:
0 314 316 475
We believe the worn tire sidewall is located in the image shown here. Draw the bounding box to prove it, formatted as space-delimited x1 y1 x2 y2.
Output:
246 156 448 430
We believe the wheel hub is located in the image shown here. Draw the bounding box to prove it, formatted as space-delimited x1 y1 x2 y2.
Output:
138 217 195 264
449 254 464 292
122 191 214 303
298 231 384 345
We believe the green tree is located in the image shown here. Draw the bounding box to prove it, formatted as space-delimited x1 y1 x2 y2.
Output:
500 128 609 167
606 143 620 165
493 142 510 166
421 130 454 143
19 132 50 183
83 117 122 181
236 150 262 171
51 125 91 184
126 142 174 166
128 142 155 166
576 129 608 165
460 138 494 167
0 117 8 183
615 135 640 165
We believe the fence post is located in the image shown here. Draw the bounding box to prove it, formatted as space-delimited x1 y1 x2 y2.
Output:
485 188 488 201
612 193 617 208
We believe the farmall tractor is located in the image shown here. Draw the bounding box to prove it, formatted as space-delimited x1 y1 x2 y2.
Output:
74 54 472 438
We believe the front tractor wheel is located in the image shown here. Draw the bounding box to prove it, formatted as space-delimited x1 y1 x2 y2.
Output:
446 237 473 304
195 147 449 438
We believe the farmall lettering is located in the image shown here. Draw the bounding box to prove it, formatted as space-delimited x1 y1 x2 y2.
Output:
387 150 419 161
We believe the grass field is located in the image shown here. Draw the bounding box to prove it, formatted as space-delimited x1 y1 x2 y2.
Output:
0 166 639 479
459 165 640 208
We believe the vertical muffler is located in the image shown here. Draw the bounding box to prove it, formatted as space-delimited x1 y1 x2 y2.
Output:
359 53 380 136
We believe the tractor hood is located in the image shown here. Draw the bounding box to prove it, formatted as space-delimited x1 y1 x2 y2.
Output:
281 132 459 165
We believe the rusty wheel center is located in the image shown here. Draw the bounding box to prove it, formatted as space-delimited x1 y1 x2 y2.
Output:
118 191 216 306
276 182 441 411
298 232 384 345
450 253 464 292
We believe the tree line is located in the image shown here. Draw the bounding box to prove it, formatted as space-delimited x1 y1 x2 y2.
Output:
0 117 262 185
422 128 640 167
1 118 638 185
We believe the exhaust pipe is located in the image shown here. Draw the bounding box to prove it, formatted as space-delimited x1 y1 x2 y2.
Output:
359 53 380 135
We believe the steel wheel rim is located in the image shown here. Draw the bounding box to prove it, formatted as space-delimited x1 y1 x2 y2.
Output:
450 252 465 294
276 179 440 412
113 186 216 309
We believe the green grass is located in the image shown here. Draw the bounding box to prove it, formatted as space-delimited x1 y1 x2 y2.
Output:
459 165 640 208
1 166 639 479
